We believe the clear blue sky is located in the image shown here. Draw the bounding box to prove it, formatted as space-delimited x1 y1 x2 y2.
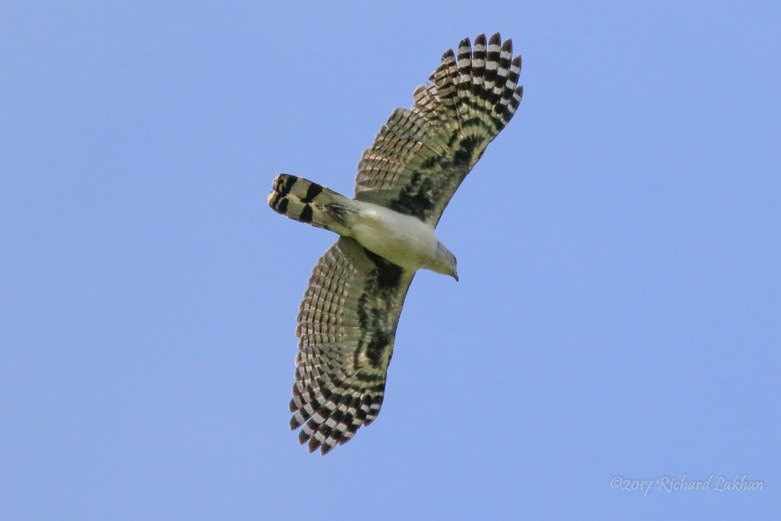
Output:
2 1 779 519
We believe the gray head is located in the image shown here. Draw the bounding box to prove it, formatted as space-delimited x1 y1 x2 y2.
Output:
434 242 459 281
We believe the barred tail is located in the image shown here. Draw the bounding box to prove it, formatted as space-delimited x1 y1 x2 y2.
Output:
268 174 354 234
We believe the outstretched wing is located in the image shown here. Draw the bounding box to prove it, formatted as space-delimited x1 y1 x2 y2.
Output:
290 237 414 454
354 32 523 225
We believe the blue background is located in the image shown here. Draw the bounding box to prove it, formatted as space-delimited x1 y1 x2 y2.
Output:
2 1 779 519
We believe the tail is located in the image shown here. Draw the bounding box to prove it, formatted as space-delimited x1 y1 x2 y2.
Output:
268 174 355 234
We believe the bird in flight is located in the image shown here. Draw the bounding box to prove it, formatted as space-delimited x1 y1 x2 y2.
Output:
268 33 523 454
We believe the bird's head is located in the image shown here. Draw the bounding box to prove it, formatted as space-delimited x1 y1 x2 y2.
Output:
434 242 459 281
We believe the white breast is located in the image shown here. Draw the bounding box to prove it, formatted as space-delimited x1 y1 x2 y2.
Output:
349 201 440 272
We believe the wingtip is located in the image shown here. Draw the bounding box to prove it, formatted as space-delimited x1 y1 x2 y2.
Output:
320 444 335 456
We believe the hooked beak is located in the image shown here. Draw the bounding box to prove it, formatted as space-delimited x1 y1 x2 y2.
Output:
452 270 459 282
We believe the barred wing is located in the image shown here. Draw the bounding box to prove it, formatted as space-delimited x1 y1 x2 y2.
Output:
354 33 523 225
290 237 415 454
